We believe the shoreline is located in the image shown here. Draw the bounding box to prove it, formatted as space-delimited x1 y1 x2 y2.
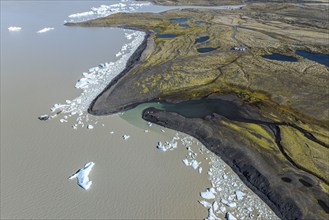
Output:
86 27 151 115
141 104 328 219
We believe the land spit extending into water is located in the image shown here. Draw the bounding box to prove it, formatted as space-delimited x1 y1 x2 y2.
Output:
66 2 329 219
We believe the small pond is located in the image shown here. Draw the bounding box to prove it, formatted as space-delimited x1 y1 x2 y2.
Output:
195 36 209 43
156 34 177 38
179 23 189 27
197 47 217 53
295 50 329 67
262 53 298 62
170 18 188 23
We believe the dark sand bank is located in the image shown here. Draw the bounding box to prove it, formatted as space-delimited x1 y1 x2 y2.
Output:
141 95 329 219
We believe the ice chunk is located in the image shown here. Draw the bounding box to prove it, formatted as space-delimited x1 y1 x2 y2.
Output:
221 199 236 208
213 201 219 211
182 159 190 166
157 141 167 151
201 190 216 200
68 162 95 190
191 160 199 169
8 26 21 32
235 190 245 200
206 207 220 220
123 134 130 140
226 212 237 220
37 27 54 33
199 200 212 208
38 115 49 121
220 206 226 213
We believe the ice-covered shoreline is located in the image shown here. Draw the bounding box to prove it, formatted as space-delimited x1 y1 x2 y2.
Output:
66 1 151 23
46 29 146 129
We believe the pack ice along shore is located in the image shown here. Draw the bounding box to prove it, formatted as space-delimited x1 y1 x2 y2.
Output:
65 1 329 219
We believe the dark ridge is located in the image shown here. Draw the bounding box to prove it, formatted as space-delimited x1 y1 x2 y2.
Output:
318 200 329 214
299 179 313 187
282 177 292 183
88 33 149 115
142 107 303 220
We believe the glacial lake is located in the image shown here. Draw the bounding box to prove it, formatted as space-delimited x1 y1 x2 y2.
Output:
262 53 298 62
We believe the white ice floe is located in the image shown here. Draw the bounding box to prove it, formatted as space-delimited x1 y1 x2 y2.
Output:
123 134 130 140
199 200 212 208
67 2 151 22
201 189 216 200
37 27 54 33
221 199 236 208
156 138 177 152
235 190 245 200
8 26 21 32
226 212 237 220
213 201 219 211
206 207 220 220
68 162 95 190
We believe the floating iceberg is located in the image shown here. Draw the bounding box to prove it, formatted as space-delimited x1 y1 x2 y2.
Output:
157 140 177 152
67 2 151 22
199 200 212 208
235 190 245 200
200 189 216 200
226 212 237 220
68 162 95 190
8 26 21 32
206 207 220 220
123 134 130 140
37 27 54 33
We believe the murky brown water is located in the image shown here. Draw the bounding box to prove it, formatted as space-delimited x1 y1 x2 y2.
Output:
1 1 209 219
